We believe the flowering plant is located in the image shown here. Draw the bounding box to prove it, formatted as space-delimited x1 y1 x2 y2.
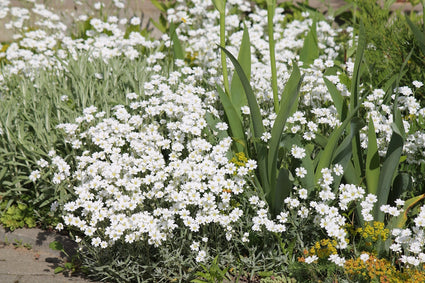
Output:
1 0 425 281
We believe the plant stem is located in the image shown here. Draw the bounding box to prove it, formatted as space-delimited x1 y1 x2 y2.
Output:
267 0 279 113
220 11 230 96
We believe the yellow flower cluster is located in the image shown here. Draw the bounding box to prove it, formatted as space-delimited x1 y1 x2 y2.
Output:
356 221 389 243
345 253 425 283
308 238 338 259
0 44 9 64
186 51 199 64
230 152 248 167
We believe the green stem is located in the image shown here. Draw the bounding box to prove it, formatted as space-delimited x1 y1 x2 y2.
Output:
267 0 279 113
220 11 230 96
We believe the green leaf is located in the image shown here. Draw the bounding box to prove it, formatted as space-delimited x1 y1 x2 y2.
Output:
332 117 364 188
314 105 361 183
374 124 404 222
388 173 412 205
0 166 7 181
343 161 361 186
389 194 425 229
49 241 64 252
365 118 380 195
230 23 251 116
169 22 184 60
314 133 328 148
300 145 315 192
268 63 302 190
269 167 292 216
350 21 366 182
54 266 64 274
150 14 167 34
324 77 343 118
211 0 226 14
150 0 167 12
217 85 246 154
406 15 425 55
217 48 264 138
258 270 274 277
64 262 73 269
339 72 351 89
382 73 403 105
392 110 406 139
218 45 269 191
299 21 319 66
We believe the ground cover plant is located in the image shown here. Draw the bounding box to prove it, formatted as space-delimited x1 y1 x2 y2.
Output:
1 0 425 281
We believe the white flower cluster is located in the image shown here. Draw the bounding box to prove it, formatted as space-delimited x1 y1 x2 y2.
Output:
361 84 425 164
170 0 345 133
36 62 257 259
0 1 160 77
390 222 425 267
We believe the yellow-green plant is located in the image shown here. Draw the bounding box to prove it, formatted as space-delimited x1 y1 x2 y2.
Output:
0 201 36 231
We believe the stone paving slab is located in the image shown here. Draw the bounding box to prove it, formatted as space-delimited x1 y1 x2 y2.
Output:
0 226 78 257
0 227 96 283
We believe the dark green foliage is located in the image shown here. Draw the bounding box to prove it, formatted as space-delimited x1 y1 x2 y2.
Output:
341 0 425 102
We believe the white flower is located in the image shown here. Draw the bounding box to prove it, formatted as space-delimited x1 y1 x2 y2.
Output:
333 164 343 176
126 92 138 100
295 167 307 178
261 132 271 142
390 243 402 253
284 197 300 209
291 145 306 159
216 122 228 131
413 80 423 88
395 199 405 207
305 255 318 264
360 253 369 262
242 232 249 243
55 223 64 231
303 131 315 140
190 241 200 251
241 106 250 115
298 188 308 199
130 17 141 26
29 170 41 182
50 201 59 212
328 254 345 267
93 2 104 10
195 250 207 262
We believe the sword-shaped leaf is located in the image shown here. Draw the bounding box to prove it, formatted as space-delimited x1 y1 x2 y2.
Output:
219 45 269 191
365 118 380 195
217 85 246 154
230 23 251 117
268 63 302 189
